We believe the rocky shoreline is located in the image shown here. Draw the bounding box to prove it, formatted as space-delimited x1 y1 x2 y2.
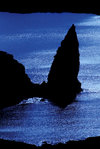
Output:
1 136 100 148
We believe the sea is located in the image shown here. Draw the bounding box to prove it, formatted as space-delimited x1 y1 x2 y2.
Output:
0 12 100 146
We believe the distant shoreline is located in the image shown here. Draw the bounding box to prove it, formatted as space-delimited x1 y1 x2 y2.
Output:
1 136 100 148
0 5 100 15
0 10 100 15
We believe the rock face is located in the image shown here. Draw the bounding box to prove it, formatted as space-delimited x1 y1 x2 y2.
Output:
0 51 37 109
46 24 82 106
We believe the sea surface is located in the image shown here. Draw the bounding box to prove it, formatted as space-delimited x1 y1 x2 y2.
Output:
0 12 100 146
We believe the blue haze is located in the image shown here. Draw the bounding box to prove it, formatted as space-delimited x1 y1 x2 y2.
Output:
0 12 100 145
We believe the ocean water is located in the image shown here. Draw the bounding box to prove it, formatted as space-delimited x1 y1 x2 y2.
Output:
0 12 100 145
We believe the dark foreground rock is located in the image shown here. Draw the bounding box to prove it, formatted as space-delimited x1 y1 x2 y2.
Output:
0 51 40 109
0 136 100 148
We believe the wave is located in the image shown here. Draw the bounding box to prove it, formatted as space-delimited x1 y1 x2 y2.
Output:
19 97 48 105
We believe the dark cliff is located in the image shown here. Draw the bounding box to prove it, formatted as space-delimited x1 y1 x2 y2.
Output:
0 51 38 109
46 24 82 106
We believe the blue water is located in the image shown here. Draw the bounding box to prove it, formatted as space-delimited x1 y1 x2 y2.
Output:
0 12 100 145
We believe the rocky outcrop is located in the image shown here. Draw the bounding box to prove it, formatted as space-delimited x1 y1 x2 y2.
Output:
45 24 82 107
0 51 39 109
0 24 82 109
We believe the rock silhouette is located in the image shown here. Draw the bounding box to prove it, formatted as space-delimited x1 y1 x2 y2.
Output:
0 24 82 109
0 51 38 109
46 24 82 106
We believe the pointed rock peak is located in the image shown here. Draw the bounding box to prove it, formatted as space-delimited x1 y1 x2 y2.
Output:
61 24 78 50
47 24 82 106
70 24 75 30
66 24 75 36
67 24 75 34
